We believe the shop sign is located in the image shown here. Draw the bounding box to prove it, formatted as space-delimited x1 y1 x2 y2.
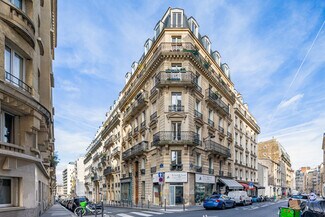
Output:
165 172 187 183
195 174 215 184
120 178 131 183
152 174 159 183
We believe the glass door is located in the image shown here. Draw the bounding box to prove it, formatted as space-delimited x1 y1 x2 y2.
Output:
169 186 175 205
175 186 183 205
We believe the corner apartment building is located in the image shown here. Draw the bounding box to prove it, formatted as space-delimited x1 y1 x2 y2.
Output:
258 139 293 197
62 162 75 198
295 169 305 193
84 7 260 206
0 0 57 216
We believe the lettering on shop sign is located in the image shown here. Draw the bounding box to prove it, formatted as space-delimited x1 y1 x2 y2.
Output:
195 174 215 184
165 172 187 182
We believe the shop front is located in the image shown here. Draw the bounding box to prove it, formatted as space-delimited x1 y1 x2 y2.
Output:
195 174 215 204
240 182 256 197
165 172 187 206
152 174 162 205
217 178 243 194
120 177 132 203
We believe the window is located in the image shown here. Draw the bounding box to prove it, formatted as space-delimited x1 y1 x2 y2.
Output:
196 126 201 141
5 46 27 92
208 109 213 120
171 12 182 27
152 101 157 114
195 72 201 87
155 24 161 39
0 178 11 207
218 118 223 127
3 113 15 144
171 63 182 70
195 100 201 112
171 36 182 51
171 150 182 164
141 158 145 169
9 0 22 10
141 181 145 197
196 153 201 166
208 158 213 169
171 92 182 111
191 21 198 36
172 122 181 140
142 111 146 122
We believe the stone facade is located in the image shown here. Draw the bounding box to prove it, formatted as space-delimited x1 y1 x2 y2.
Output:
84 7 260 206
0 0 57 216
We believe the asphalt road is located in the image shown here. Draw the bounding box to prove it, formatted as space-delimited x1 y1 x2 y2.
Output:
101 201 287 217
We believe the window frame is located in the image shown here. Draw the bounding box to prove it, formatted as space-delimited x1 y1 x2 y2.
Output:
10 0 24 11
171 10 183 28
4 45 26 89
171 150 182 165
0 177 13 207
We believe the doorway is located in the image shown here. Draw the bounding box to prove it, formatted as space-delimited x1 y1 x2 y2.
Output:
169 184 183 205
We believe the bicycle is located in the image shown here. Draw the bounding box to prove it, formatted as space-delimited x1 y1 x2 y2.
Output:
74 201 102 216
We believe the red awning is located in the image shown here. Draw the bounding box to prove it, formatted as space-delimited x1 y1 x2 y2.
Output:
240 183 249 189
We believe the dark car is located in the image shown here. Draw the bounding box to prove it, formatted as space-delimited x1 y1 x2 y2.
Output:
203 194 236 210
288 194 309 207
301 200 325 217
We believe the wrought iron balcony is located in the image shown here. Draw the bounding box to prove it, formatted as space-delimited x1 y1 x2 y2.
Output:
122 141 148 160
124 91 149 122
140 121 146 131
170 163 183 171
155 71 196 88
103 167 112 176
111 146 120 157
169 105 184 112
204 140 231 158
205 89 230 116
227 132 232 140
150 112 158 125
219 171 224 176
218 126 225 134
152 131 201 146
194 110 203 119
5 72 32 94
208 119 215 128
133 126 139 134
195 165 202 173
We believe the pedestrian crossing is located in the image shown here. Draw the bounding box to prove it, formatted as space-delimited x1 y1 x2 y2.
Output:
113 210 171 217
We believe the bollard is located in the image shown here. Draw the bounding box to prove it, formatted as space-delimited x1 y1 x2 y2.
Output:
101 201 104 217
148 200 149 209
164 198 166 211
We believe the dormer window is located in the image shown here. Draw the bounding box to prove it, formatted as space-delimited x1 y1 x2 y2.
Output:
202 36 211 53
144 39 152 55
191 22 198 36
154 22 162 40
171 9 183 28
188 17 199 38
212 51 221 66
131 62 138 74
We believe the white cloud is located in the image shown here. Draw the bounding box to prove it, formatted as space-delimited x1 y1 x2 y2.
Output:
278 94 304 109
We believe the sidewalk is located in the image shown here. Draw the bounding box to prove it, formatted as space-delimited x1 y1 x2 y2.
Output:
41 203 75 217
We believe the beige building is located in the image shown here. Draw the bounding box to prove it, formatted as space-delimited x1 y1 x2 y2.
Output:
84 7 260 206
0 0 56 216
258 139 293 197
56 184 64 197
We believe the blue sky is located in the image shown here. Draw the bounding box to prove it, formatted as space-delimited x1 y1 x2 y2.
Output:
54 0 325 183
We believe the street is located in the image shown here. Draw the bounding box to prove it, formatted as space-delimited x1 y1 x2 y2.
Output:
101 201 287 217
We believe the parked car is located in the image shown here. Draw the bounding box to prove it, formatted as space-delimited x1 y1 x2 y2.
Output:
288 194 309 207
203 194 236 210
228 191 252 206
301 200 325 217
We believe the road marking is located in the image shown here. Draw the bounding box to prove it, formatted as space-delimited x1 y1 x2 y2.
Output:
130 212 153 216
261 204 269 207
117 214 134 217
142 211 164 215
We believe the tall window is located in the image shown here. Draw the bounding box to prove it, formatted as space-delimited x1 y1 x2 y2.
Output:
0 178 11 206
142 111 146 122
191 21 198 36
152 101 156 114
196 126 201 141
5 46 26 91
208 158 213 170
208 109 213 120
155 24 161 39
171 92 182 111
171 150 181 165
195 100 201 112
3 113 15 144
196 153 201 166
171 12 182 27
219 118 223 127
171 36 182 51
172 122 181 140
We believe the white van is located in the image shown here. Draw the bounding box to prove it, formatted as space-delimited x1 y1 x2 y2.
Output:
228 191 252 205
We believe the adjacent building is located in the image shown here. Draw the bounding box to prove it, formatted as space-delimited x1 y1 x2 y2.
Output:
258 139 294 197
83 7 260 206
56 184 64 197
257 163 269 196
0 0 57 216
62 162 76 198
75 156 86 197
295 169 305 193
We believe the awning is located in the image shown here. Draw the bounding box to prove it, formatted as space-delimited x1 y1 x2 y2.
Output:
254 184 265 189
240 183 249 189
219 178 243 190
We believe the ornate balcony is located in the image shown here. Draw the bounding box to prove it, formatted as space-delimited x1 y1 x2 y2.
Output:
168 105 184 112
227 132 233 141
140 121 146 132
194 110 203 125
205 89 230 116
124 91 149 123
101 114 120 138
155 70 196 88
150 112 158 126
0 0 35 47
111 146 120 157
122 141 148 160
170 163 183 171
204 140 231 158
152 131 201 146
103 166 112 176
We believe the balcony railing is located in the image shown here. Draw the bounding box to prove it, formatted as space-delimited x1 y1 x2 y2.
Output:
208 119 214 128
140 121 146 131
194 110 203 119
205 140 231 158
124 91 149 122
152 131 201 146
194 165 202 173
227 132 232 139
155 71 197 88
170 163 183 171
218 126 225 134
169 105 184 112
111 146 120 156
103 167 112 176
205 89 230 116
122 141 148 160
5 72 32 94
150 112 157 123
133 126 139 134
219 171 224 176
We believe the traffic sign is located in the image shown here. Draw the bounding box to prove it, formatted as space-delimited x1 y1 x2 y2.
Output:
158 172 164 178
